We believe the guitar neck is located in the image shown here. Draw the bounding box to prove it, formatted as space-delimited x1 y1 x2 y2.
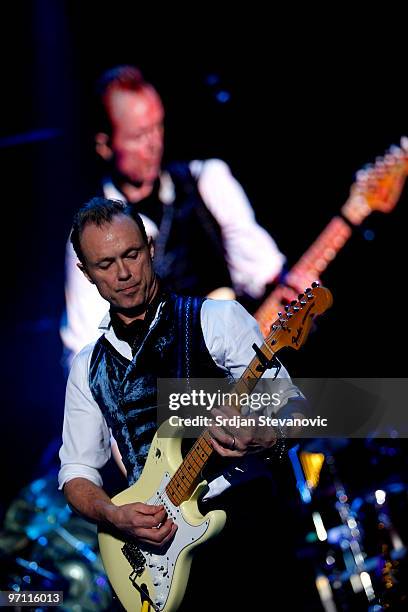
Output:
165 346 274 506
286 216 352 292
255 216 351 335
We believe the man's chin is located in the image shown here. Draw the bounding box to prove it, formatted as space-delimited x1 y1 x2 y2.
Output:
142 164 161 183
113 299 146 317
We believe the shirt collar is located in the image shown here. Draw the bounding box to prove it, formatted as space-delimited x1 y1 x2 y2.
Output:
97 293 168 362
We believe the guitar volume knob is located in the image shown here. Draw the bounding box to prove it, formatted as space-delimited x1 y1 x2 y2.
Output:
149 554 160 567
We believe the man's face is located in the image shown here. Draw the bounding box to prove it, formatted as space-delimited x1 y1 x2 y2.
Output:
78 214 156 313
102 87 164 186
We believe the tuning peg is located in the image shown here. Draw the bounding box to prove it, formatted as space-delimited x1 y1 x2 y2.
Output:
389 145 401 156
311 281 319 288
298 293 304 300
277 312 282 317
293 306 300 312
290 300 297 306
400 136 408 151
383 157 395 168
305 288 312 293
356 169 368 181
300 300 307 305
284 305 290 312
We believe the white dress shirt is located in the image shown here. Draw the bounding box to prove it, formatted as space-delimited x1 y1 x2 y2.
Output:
58 299 296 490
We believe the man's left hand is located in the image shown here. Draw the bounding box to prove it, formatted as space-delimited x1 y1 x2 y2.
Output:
208 404 277 457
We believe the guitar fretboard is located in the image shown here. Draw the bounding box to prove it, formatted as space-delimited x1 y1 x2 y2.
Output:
255 217 351 335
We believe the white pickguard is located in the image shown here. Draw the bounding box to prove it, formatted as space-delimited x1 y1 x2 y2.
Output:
98 429 226 611
134 472 209 610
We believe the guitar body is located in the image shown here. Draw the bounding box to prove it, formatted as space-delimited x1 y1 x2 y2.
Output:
98 425 226 611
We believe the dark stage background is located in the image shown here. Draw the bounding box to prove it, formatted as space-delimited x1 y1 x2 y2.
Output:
1 3 407 610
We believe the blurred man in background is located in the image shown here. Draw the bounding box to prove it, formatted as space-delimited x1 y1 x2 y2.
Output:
61 65 285 362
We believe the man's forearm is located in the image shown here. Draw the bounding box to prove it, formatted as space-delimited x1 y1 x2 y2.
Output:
64 477 116 525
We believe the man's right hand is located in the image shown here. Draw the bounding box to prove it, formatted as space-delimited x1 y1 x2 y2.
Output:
107 502 177 547
63 479 177 548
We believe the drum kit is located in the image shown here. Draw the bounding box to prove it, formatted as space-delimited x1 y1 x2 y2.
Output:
299 438 408 611
0 471 114 611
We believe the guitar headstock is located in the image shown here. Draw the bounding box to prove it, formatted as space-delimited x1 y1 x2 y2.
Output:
264 282 333 353
342 141 407 225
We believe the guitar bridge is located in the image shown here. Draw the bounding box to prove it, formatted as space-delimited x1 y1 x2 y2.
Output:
121 541 146 576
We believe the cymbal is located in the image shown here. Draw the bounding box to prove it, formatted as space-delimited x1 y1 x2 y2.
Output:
4 473 71 538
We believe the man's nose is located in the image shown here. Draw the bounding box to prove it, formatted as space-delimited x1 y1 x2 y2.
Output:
146 125 162 149
117 260 131 280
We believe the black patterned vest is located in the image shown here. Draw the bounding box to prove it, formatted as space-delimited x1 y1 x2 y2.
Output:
150 162 232 296
89 294 227 484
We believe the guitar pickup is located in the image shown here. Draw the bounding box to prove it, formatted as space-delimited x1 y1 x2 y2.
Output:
122 541 146 576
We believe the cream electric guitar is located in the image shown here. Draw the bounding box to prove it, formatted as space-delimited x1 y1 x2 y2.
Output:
98 284 333 611
255 142 407 336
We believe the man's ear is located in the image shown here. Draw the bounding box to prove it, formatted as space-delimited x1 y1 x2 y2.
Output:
148 236 155 260
77 262 94 284
95 132 113 161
